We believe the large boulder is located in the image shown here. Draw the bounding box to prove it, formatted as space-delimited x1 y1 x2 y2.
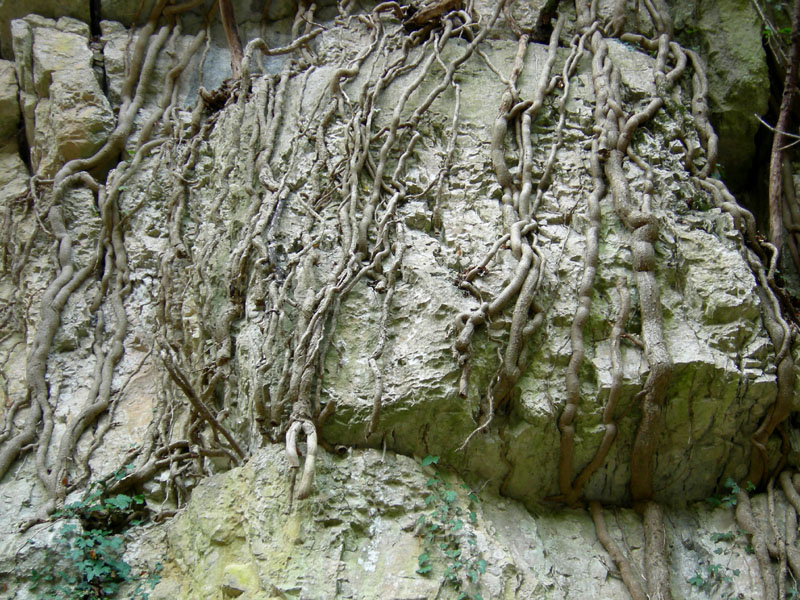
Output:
11 16 114 177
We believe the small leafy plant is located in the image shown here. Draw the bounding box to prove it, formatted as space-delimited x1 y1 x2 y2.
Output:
688 562 740 597
687 527 743 598
415 455 486 600
705 478 755 508
763 25 793 41
28 466 161 599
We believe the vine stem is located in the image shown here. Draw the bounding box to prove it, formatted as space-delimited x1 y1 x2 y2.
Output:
768 0 800 253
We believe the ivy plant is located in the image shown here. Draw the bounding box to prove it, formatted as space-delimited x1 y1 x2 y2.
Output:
687 526 744 598
27 466 161 599
705 478 755 508
415 455 486 600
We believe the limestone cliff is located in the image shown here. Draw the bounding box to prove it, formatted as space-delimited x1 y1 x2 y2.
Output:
0 1 799 599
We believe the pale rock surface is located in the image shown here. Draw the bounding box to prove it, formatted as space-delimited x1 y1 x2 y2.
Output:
0 58 19 139
0 56 26 199
114 445 778 600
11 15 114 177
0 2 795 600
0 0 87 58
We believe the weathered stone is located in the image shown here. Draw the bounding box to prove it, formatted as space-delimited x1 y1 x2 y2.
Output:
12 16 113 176
696 0 769 189
130 445 770 600
0 141 28 197
0 59 19 140
0 3 795 600
0 0 88 58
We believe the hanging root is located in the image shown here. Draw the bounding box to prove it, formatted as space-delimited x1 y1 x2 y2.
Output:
557 133 603 504
455 9 561 433
766 0 800 252
746 265 794 486
768 476 788 599
366 232 405 440
285 420 318 500
736 487 778 598
589 501 646 600
641 500 670 600
588 14 675 505
780 471 800 582
565 277 629 504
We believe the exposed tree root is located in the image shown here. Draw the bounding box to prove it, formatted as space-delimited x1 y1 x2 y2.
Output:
736 488 778 599
566 277 628 505
589 501 646 600
557 134 603 504
767 0 800 252
641 500 670 600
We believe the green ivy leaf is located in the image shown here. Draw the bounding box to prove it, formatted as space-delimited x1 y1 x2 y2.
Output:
105 494 134 511
710 531 735 542
61 523 77 534
421 455 439 467
688 575 704 587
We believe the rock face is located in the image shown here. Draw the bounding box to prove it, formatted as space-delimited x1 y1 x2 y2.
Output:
695 0 769 189
0 1 798 600
12 15 114 176
136 445 774 600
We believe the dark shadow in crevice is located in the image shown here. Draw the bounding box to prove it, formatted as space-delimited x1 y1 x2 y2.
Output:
90 0 102 38
15 121 31 174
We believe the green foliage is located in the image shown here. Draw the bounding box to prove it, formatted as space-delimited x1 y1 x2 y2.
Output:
709 532 735 543
688 527 744 598
415 456 485 600
705 478 755 508
687 562 740 597
28 466 161 599
763 25 793 41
